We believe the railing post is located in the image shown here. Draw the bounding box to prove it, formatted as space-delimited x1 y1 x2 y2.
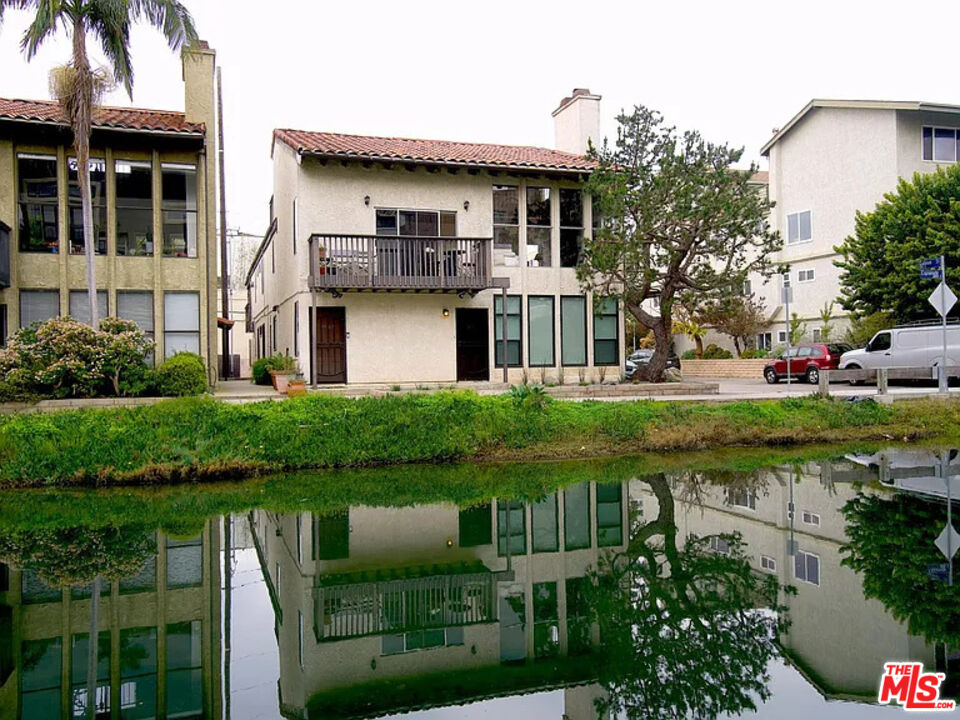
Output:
877 368 888 395
308 236 315 287
818 368 829 398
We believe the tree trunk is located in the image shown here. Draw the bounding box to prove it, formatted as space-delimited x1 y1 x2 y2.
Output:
647 317 671 383
694 336 704 359
733 337 743 357
85 575 101 720
72 18 98 329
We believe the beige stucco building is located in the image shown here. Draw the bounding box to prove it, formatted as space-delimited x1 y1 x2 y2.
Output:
0 43 220 382
248 479 627 717
247 89 625 385
752 100 960 349
0 522 221 720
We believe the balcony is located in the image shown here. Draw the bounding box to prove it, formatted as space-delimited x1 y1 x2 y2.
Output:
308 234 496 295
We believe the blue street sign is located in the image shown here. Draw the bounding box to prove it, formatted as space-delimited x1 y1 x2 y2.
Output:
921 258 943 280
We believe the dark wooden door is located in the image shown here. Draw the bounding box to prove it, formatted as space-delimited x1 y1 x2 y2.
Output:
315 307 347 383
456 308 489 382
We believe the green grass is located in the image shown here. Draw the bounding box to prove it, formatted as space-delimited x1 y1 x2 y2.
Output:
0 390 953 488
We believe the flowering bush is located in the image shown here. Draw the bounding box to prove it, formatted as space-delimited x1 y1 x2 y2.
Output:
0 316 155 400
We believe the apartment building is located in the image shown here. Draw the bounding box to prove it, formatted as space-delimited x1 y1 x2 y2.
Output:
248 480 627 717
0 43 220 382
0 522 221 720
247 89 625 385
751 99 960 349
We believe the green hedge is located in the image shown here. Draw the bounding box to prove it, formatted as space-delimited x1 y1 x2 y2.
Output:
152 353 207 397
0 390 927 487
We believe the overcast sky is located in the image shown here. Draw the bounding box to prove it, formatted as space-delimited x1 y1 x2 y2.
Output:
2 0 959 236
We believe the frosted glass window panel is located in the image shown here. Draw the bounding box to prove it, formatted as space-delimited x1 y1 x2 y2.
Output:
19 290 59 328
528 296 555 367
68 290 108 326
561 296 587 365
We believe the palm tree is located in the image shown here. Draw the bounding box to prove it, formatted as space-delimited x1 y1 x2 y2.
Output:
0 0 197 328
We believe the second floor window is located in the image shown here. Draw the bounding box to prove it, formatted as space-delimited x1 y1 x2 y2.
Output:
17 154 59 253
375 209 456 237
493 185 519 258
922 126 960 163
526 187 551 267
116 160 153 256
68 157 107 255
786 210 811 244
162 164 198 257
560 188 583 267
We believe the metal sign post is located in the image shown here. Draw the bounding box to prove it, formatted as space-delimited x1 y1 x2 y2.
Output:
922 257 956 393
782 284 793 393
936 452 957 586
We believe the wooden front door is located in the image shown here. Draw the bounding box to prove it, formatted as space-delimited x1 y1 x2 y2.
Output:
315 307 347 383
456 308 489 382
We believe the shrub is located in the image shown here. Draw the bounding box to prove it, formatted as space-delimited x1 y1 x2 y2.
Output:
702 344 733 360
741 349 770 359
252 354 293 386
508 383 549 410
0 316 154 400
152 353 208 397
845 311 895 348
681 349 697 360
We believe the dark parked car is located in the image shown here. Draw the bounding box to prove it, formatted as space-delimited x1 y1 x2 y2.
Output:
625 349 681 381
763 343 853 384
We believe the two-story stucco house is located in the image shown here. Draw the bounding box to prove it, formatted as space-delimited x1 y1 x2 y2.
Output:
0 43 221 381
247 89 625 386
752 99 960 348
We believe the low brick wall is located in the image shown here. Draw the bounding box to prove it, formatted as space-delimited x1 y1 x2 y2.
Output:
680 359 769 379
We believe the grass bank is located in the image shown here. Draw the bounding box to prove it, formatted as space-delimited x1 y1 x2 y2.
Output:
0 391 954 487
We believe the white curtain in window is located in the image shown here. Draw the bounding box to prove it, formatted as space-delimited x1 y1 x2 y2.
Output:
68 291 108 326
19 290 59 328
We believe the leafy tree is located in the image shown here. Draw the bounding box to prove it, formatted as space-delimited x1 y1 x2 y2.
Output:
0 0 198 328
586 474 789 719
789 312 807 345
841 490 960 648
700 295 770 357
835 164 960 321
818 301 836 342
582 106 779 381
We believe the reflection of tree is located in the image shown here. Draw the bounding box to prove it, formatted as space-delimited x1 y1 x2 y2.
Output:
842 491 960 647
587 475 789 720
0 525 154 587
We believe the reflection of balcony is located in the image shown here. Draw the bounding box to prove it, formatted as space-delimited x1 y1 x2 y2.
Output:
317 564 496 641
308 234 496 294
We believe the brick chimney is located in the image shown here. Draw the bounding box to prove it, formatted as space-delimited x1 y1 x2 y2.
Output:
552 88 601 155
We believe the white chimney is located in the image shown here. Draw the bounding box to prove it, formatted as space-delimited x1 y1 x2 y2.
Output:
552 88 601 155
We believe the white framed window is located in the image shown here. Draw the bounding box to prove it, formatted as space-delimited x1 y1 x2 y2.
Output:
922 126 960 163
743 279 752 295
812 328 822 342
760 555 777 572
756 332 772 351
726 488 756 510
794 550 820 585
786 210 812 244
163 291 200 358
709 536 731 555
801 510 821 527
797 269 815 283
778 330 787 343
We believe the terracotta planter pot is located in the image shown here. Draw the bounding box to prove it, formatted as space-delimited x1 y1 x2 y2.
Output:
287 380 307 397
269 370 293 393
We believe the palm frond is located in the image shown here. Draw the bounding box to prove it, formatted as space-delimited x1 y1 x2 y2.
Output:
131 0 196 50
19 0 62 58
0 0 35 26
85 0 133 96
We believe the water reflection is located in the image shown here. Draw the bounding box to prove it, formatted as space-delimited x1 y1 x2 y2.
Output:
0 448 955 719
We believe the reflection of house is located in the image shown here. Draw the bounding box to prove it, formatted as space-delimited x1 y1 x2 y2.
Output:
0 44 219 381
630 465 936 701
0 522 221 720
248 481 627 719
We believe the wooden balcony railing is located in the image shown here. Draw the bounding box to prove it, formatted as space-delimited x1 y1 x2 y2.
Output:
308 234 494 293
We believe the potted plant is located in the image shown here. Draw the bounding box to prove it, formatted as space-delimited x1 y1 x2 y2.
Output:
287 372 307 397
268 354 298 393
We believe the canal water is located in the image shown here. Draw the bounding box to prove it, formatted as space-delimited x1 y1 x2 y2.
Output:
0 446 957 719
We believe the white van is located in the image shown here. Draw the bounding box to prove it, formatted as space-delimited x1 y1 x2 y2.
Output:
838 324 960 374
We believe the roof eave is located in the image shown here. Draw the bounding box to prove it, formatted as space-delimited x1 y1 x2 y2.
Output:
296 149 593 175
0 115 205 139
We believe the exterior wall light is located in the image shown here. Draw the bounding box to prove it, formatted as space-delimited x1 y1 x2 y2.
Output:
463 200 470 211
364 195 371 206
442 308 450 318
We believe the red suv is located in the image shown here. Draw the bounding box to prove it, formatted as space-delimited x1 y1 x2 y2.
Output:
763 343 853 384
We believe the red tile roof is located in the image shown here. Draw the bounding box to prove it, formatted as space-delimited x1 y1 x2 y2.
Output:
0 97 204 134
749 170 769 184
273 128 596 172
